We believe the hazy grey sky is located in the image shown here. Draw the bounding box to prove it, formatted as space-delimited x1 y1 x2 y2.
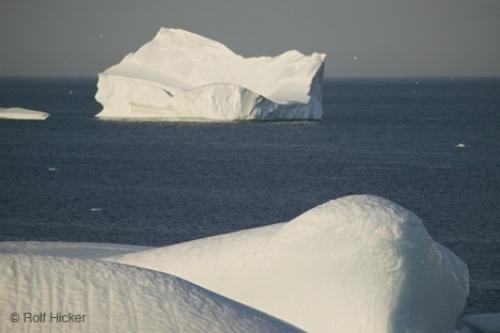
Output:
1 0 499 78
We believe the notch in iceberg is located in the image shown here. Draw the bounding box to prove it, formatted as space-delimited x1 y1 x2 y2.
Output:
95 28 326 121
460 313 500 333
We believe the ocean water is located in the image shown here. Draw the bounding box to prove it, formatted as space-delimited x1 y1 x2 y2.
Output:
0 78 499 314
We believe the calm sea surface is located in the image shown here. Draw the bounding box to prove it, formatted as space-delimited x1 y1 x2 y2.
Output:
0 78 499 314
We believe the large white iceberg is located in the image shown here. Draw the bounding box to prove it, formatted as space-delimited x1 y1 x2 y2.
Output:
109 195 469 333
95 28 326 121
0 254 300 333
0 107 49 120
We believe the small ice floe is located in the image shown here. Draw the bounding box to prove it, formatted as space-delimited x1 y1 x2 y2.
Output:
90 208 103 212
476 280 500 290
415 81 420 85
353 56 358 60
412 90 417 95
68 90 74 95
0 107 49 120
455 143 468 149
99 34 104 39
48 167 58 172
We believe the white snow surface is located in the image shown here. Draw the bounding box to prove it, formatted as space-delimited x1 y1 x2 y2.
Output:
0 107 49 120
461 313 500 333
0 254 301 333
109 195 469 333
95 28 326 121
0 241 150 259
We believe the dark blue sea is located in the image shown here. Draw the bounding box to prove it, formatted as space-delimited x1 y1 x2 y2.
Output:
0 78 499 314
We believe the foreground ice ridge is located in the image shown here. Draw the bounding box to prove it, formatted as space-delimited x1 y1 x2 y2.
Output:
0 107 49 120
95 28 326 121
0 254 300 333
110 195 469 333
0 195 468 333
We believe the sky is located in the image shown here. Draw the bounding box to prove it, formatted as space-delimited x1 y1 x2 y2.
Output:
1 0 499 78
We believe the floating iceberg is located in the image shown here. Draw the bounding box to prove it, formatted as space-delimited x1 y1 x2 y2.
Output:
95 28 326 121
0 107 49 120
0 254 300 333
110 195 469 333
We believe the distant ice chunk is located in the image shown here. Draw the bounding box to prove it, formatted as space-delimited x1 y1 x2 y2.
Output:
0 254 300 332
455 327 475 333
95 28 326 121
455 143 468 148
0 107 49 120
109 195 469 333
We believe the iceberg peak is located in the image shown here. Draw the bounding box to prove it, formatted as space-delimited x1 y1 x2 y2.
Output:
96 27 326 121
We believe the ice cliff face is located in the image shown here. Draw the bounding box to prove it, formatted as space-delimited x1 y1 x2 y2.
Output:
95 28 326 121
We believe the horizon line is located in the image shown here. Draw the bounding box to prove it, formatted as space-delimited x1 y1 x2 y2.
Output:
1 75 500 81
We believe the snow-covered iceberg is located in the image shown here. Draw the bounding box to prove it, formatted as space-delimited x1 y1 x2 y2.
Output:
0 107 49 120
0 254 300 333
0 195 469 332
95 28 326 121
109 195 469 333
